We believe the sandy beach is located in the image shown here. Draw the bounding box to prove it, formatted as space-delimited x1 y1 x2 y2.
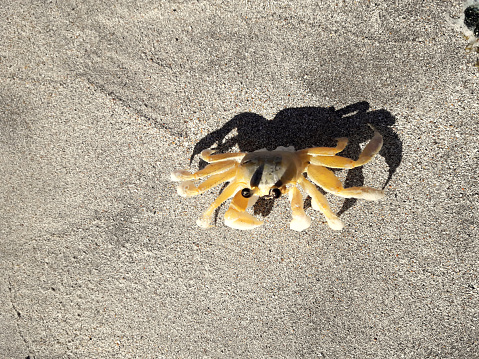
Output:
1 1 478 358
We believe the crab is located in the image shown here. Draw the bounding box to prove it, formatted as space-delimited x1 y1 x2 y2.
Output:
171 125 385 231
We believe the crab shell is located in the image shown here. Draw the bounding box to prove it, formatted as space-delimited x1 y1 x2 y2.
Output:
171 125 385 231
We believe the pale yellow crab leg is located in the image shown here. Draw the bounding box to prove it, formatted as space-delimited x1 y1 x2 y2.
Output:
196 181 244 228
298 137 348 157
175 166 237 197
306 165 384 200
299 177 344 230
309 126 382 168
200 149 246 163
224 191 263 230
287 186 311 232
171 160 237 181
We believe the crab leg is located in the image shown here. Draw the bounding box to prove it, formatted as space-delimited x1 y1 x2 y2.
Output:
309 126 382 168
224 191 263 230
196 181 244 228
175 166 237 197
201 149 246 163
307 165 384 200
287 186 311 232
298 137 348 157
299 177 344 230
171 160 237 181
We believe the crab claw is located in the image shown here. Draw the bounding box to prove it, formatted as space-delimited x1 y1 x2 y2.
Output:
224 192 263 230
290 214 311 232
288 186 311 232
224 209 264 230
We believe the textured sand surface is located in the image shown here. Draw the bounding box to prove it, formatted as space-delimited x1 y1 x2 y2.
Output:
1 1 478 358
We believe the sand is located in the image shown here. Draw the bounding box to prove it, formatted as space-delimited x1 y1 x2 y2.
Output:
1 1 478 358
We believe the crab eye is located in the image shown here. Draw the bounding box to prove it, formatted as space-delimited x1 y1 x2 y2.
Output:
270 188 281 198
241 188 253 198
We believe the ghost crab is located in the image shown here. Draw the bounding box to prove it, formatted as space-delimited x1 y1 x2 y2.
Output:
171 125 385 231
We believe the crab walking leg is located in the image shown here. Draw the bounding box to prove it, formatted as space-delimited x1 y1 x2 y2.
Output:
298 137 348 157
176 166 237 197
200 149 246 163
287 186 311 232
224 192 263 230
307 165 384 200
299 178 344 230
196 181 244 228
171 160 237 182
309 127 383 168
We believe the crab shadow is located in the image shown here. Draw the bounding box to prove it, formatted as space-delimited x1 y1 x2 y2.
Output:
190 101 402 222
